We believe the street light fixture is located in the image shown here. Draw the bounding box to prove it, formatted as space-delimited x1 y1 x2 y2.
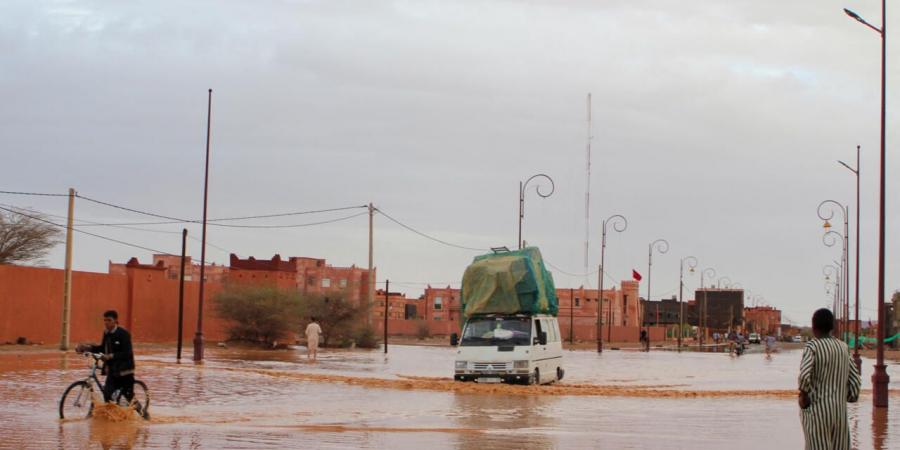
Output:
518 174 555 249
698 268 716 347
678 256 698 351
646 239 670 352
597 214 627 353
819 200 850 345
843 1 890 408
838 146 863 372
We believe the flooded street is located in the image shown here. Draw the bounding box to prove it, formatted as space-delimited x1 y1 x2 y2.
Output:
0 345 897 449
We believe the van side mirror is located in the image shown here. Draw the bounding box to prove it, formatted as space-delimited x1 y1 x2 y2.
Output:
539 332 547 346
450 333 459 346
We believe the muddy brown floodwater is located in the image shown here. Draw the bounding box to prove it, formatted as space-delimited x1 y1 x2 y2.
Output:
0 344 896 449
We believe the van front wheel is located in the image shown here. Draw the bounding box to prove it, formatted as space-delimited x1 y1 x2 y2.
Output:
530 368 540 385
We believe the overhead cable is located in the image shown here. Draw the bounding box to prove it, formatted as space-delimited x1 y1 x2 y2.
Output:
374 208 487 252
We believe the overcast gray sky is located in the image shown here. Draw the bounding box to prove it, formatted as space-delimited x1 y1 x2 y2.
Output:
3 0 898 324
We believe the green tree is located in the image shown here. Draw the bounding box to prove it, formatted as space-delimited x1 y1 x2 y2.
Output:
299 290 376 348
213 284 302 346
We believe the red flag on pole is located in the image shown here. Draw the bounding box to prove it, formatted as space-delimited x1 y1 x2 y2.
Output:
632 269 642 281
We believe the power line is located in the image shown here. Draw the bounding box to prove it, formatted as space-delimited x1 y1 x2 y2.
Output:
375 207 487 252
74 193 368 228
1 203 232 253
0 190 68 197
0 205 176 256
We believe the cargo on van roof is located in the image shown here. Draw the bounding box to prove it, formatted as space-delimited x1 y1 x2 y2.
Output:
460 247 558 318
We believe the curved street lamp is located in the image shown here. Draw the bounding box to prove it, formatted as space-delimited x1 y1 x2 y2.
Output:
518 174 555 249
678 256 698 351
644 239 669 351
698 267 716 347
819 200 850 345
597 214 627 353
839 146 863 373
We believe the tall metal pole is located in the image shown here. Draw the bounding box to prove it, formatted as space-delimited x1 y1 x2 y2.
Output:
384 280 389 354
852 146 862 370
177 229 187 361
678 259 684 351
193 89 212 362
569 287 574 343
518 182 524 249
368 203 374 326
596 265 603 352
873 0 889 406
598 224 606 352
584 93 592 286
844 207 850 343
677 256 697 351
59 188 75 351
843 0 890 409
647 239 668 350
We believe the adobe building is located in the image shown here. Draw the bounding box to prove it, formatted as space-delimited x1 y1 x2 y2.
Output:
693 288 744 332
109 254 227 282
744 306 782 336
228 254 373 304
641 296 688 326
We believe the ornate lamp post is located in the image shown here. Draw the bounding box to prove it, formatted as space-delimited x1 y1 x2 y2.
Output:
698 268 715 346
597 214 627 353
819 199 849 344
678 256 698 351
645 239 669 351
843 2 890 408
518 174 555 249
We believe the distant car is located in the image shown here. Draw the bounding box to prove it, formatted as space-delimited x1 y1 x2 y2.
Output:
791 335 803 343
748 333 760 344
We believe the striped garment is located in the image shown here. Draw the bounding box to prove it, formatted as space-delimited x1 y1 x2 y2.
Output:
798 336 861 450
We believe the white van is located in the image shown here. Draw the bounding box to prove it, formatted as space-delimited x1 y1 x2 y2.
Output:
452 313 564 385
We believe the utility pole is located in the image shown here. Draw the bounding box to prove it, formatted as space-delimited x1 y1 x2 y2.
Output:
368 203 375 326
569 288 574 344
596 265 603 352
384 280 389 354
177 229 187 361
59 188 75 351
194 88 212 363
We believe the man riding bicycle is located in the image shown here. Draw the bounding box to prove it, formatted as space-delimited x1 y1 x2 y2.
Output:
75 310 136 404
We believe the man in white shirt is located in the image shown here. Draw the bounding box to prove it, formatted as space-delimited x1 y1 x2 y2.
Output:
305 317 323 361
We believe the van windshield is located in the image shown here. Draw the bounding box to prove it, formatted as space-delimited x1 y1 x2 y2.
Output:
460 317 531 346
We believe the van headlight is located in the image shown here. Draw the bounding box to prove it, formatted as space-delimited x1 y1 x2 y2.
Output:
513 360 529 369
455 361 468 369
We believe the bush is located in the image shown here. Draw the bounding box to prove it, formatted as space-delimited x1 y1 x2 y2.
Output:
298 290 364 348
352 325 379 349
213 284 301 347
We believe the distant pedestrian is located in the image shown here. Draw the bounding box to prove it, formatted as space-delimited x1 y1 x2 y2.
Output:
798 308 860 450
305 317 323 361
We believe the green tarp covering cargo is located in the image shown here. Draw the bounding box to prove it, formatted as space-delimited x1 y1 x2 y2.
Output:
460 247 558 318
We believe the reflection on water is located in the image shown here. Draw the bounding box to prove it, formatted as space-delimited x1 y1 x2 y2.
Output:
0 345 895 449
452 394 557 450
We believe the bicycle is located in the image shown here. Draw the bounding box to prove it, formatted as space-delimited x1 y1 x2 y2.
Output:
59 353 150 420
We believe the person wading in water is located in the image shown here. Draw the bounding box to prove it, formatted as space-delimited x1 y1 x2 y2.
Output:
798 308 860 450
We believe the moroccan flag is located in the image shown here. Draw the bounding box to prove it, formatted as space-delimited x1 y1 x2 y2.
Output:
632 269 642 281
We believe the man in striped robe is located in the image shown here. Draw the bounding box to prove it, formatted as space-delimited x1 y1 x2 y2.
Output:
798 308 861 449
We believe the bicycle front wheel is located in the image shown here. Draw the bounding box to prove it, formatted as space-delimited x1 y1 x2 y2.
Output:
59 381 93 419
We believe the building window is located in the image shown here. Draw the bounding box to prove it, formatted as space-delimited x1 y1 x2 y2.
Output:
434 296 443 310
339 279 347 288
307 277 315 286
575 298 580 307
322 278 331 288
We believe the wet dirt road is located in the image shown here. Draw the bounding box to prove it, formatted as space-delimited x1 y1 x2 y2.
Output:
0 344 896 449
